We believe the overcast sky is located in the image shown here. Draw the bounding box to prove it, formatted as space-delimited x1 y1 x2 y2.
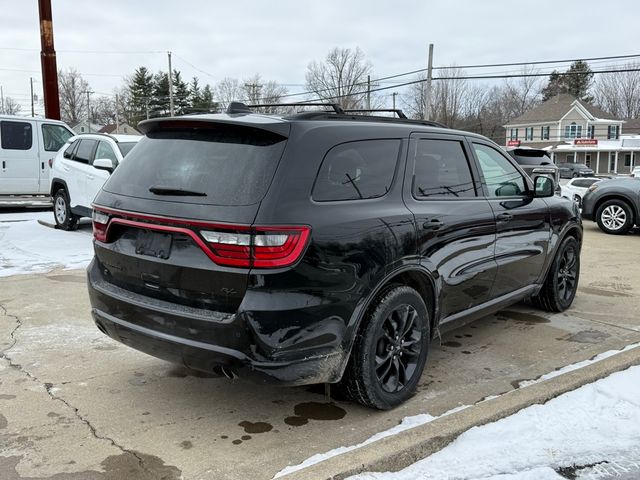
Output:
2 0 639 115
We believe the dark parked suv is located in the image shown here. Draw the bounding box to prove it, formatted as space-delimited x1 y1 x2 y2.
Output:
88 103 583 409
504 147 560 188
557 162 594 178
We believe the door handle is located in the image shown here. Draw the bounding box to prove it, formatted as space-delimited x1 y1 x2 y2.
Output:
1 160 5 170
497 212 513 221
41 161 45 170
423 219 444 230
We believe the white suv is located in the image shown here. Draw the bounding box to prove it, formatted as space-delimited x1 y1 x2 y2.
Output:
50 133 140 230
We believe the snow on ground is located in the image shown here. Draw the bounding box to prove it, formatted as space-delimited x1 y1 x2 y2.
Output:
349 365 640 480
275 344 639 479
0 210 94 277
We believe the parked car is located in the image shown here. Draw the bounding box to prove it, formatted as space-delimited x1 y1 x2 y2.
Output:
582 177 640 234
632 166 640 177
557 162 594 178
504 147 560 189
0 115 74 196
560 177 601 205
87 103 582 409
50 133 141 230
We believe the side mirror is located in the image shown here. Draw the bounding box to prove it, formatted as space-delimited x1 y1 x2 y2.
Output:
533 176 554 198
93 158 115 173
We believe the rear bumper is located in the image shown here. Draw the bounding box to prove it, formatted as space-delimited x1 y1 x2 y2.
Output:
87 259 348 385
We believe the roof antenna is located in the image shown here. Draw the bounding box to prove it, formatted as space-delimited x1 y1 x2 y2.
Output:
227 102 252 114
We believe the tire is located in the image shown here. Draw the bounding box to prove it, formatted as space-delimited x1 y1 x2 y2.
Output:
596 199 634 235
338 285 430 410
53 188 78 231
573 194 581 207
532 236 580 313
572 172 579 178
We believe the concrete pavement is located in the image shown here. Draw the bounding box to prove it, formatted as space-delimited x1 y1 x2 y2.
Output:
1 222 639 479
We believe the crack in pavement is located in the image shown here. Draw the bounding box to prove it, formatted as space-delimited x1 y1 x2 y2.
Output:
0 301 152 478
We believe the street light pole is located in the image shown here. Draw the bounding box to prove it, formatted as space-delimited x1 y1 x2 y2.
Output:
168 51 175 116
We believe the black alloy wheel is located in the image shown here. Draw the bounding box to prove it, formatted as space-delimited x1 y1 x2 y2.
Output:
375 304 422 393
338 285 429 410
532 236 580 312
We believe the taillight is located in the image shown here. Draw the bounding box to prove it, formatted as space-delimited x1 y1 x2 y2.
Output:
92 210 109 242
200 226 310 268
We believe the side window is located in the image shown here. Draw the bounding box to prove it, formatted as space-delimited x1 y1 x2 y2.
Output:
63 141 78 159
1 121 33 150
312 139 400 201
473 143 527 197
412 139 476 198
95 141 118 165
42 124 73 152
572 179 588 188
73 139 97 164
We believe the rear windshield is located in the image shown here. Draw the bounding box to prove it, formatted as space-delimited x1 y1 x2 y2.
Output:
104 125 286 206
117 142 138 157
508 149 553 166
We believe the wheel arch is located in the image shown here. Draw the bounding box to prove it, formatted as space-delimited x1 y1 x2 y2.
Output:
50 177 69 197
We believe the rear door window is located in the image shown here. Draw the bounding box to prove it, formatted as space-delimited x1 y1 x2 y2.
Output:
74 139 97 164
104 125 287 206
312 139 400 201
412 139 476 198
1 121 33 150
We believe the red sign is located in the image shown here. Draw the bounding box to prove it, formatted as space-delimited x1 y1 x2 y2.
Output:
507 140 521 147
574 139 598 146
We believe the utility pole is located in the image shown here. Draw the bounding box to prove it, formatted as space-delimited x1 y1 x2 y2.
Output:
115 93 120 131
425 43 434 121
1 86 5 114
392 92 398 111
85 90 93 131
30 78 35 117
244 83 262 104
167 51 175 116
38 0 60 119
366 75 371 110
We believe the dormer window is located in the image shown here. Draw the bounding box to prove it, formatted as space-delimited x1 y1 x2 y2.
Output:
564 122 582 139
607 125 620 140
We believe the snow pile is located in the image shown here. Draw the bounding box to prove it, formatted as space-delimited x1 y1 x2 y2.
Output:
0 211 94 277
349 365 640 480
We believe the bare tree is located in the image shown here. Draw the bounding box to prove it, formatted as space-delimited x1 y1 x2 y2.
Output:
58 68 90 124
215 77 243 112
91 96 116 126
2 97 22 115
592 62 640 119
237 74 288 113
305 47 373 109
404 67 470 126
499 65 542 119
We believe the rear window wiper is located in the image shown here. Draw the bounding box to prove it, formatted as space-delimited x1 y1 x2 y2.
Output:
148 185 207 197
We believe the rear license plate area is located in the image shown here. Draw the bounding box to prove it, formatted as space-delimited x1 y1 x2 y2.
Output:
135 230 172 259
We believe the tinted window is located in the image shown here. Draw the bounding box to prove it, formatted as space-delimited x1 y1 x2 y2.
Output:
105 125 286 206
573 179 599 188
312 139 400 202
63 141 78 159
74 139 97 164
95 141 118 164
473 144 526 197
508 149 553 166
412 139 475 198
42 124 73 151
1 121 33 150
117 142 137 157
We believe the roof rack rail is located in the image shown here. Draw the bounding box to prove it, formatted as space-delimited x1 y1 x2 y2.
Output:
227 101 344 114
342 108 408 119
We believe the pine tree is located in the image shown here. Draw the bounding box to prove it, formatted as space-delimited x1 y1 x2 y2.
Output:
200 84 217 112
151 71 170 116
172 70 190 115
127 67 154 123
541 61 593 102
189 77 202 112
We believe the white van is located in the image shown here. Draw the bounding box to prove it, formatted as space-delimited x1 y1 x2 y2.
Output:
0 115 75 196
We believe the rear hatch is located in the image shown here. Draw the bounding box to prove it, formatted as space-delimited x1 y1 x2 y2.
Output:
92 117 290 314
507 148 560 186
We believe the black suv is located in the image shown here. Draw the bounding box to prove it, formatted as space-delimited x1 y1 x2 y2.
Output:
557 162 595 178
504 147 560 187
88 103 583 409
